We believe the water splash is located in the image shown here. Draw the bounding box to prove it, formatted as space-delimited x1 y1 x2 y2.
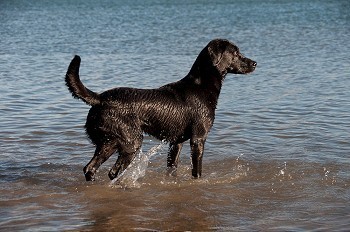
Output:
109 141 166 188
278 162 287 176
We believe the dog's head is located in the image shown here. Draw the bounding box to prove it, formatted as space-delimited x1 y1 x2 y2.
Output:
207 39 256 76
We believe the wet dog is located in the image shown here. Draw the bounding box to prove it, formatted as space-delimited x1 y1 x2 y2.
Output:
65 39 256 181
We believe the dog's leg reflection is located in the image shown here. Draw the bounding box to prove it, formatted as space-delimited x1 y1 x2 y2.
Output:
166 143 183 176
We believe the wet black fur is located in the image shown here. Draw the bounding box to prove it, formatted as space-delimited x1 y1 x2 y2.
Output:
65 39 256 181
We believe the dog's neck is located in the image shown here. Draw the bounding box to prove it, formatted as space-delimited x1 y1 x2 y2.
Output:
189 57 225 87
186 65 225 109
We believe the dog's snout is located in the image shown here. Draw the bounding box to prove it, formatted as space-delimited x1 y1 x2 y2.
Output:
251 61 257 67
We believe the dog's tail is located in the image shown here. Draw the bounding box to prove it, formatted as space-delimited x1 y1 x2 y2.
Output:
65 55 100 106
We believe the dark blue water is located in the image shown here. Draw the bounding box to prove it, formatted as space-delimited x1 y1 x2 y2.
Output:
1 0 349 231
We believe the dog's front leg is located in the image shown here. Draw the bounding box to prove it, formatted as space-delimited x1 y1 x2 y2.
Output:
190 138 205 178
167 143 183 176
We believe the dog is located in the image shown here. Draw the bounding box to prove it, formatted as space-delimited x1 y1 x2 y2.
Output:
65 39 256 181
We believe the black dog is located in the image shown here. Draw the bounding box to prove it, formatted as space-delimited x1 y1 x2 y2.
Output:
65 39 256 181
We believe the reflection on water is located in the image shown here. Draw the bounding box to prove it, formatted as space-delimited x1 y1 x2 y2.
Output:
1 0 350 230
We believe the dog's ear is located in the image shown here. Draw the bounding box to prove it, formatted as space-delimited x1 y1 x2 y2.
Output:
208 40 228 67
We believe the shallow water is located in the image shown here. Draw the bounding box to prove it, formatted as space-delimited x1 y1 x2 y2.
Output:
1 0 350 231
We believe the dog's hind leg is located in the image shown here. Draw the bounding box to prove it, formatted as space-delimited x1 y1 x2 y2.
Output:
108 135 143 180
83 142 117 181
166 143 183 176
108 149 140 180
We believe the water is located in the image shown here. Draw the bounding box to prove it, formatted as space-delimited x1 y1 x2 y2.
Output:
1 0 349 230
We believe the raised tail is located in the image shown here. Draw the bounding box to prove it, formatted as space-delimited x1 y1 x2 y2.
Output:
65 55 100 106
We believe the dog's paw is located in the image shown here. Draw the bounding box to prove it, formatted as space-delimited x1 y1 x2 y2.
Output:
84 171 96 181
192 169 202 179
108 168 120 180
83 166 96 181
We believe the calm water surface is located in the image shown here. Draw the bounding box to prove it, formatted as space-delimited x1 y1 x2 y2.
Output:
0 0 349 231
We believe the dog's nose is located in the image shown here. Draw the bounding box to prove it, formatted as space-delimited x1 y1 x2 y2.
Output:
252 61 257 67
